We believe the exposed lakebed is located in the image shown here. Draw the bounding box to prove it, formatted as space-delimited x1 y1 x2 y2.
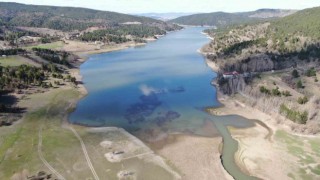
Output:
70 27 258 180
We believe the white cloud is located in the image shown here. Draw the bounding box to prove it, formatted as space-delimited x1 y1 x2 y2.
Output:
139 84 158 96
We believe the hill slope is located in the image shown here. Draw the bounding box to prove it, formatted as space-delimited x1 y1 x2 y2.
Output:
170 9 296 27
0 2 178 31
270 6 320 39
202 6 320 136
203 6 320 73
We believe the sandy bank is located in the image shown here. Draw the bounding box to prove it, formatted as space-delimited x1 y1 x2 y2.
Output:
87 127 181 179
201 32 215 40
198 46 220 72
230 125 293 180
157 134 233 180
207 93 290 179
201 46 293 179
63 40 145 54
68 68 88 96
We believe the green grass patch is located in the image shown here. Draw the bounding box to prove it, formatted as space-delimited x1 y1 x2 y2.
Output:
288 145 304 156
0 88 80 179
0 56 32 67
287 173 295 179
299 155 315 164
309 139 320 156
0 126 40 178
298 168 314 180
26 108 48 122
310 165 320 176
24 41 64 50
276 130 320 179
0 128 23 164
275 130 299 145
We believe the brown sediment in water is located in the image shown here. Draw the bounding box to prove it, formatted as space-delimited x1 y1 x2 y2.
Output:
131 117 221 150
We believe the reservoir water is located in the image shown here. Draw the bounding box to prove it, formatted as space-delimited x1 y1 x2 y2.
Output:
70 27 257 180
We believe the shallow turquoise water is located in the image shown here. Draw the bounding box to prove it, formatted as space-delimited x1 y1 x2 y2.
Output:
69 27 257 180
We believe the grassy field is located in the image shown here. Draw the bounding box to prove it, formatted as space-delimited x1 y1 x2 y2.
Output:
0 36 180 179
0 88 87 179
24 41 65 50
0 55 39 67
0 87 178 179
275 130 320 179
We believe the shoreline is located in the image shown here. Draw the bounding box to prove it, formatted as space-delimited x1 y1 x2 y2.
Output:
201 32 320 179
68 30 278 179
65 30 235 180
69 36 166 97
198 34 277 179
67 30 241 180
155 134 233 180
198 49 220 72
70 40 156 97
66 29 318 180
64 36 184 179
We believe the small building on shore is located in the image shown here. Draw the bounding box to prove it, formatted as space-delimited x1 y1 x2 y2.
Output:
223 71 239 79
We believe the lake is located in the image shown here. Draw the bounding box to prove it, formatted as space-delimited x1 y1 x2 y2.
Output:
70 27 257 180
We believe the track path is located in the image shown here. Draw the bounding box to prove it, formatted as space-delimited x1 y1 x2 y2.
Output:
69 126 100 180
38 127 66 180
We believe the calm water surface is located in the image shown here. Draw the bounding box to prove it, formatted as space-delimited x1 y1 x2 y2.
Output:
70 27 257 180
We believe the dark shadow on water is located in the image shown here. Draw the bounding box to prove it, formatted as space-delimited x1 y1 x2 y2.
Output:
0 91 18 106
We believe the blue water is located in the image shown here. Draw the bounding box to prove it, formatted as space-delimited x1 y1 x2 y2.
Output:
70 28 223 133
69 27 257 180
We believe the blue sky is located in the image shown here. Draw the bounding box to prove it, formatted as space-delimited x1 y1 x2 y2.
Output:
2 0 320 13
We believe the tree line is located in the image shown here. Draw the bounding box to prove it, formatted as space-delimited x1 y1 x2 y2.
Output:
32 48 70 66
0 65 46 90
0 48 26 56
79 25 165 42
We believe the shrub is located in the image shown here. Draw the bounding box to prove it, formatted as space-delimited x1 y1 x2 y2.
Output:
279 104 308 124
306 67 317 77
282 90 292 97
272 87 282 96
292 69 299 78
260 86 271 95
296 80 304 89
297 96 309 104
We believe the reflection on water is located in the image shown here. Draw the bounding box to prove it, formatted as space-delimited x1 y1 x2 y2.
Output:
70 27 258 180
70 27 220 135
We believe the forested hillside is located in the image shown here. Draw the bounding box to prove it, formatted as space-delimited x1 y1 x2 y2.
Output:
204 6 320 64
79 25 166 43
170 9 296 27
0 2 179 31
202 6 320 132
270 6 320 39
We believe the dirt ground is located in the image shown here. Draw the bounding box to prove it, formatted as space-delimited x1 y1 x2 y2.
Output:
157 134 233 180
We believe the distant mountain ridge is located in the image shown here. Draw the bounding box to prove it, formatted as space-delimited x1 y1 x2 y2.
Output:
136 13 195 21
249 9 297 18
0 2 178 31
169 9 297 27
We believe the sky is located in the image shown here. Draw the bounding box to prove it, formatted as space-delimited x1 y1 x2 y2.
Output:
2 0 320 13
